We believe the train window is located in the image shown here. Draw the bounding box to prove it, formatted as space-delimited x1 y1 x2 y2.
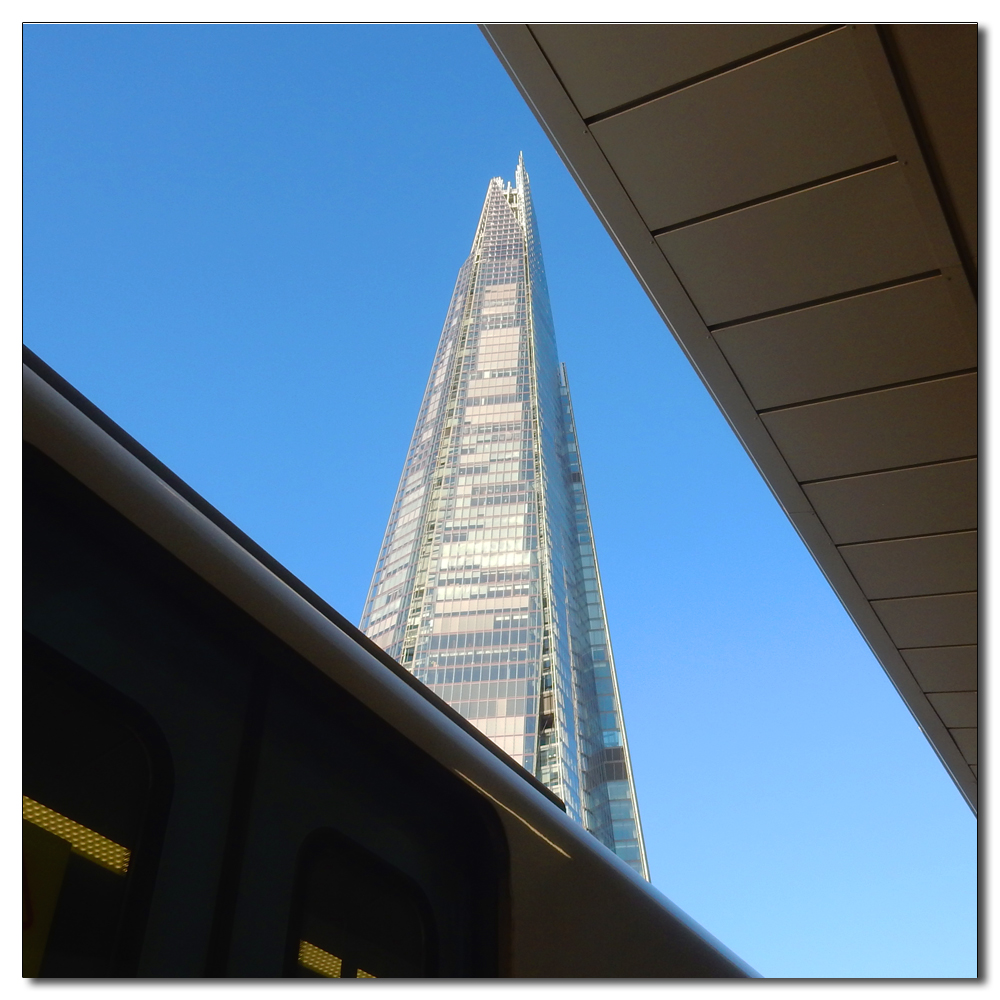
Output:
288 829 434 978
22 636 169 977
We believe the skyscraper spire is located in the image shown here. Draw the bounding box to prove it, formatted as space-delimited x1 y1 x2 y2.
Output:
361 159 647 878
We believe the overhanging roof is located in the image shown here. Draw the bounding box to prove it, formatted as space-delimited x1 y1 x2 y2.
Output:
482 23 978 812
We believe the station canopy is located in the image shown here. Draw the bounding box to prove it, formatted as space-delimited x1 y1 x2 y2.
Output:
482 23 978 811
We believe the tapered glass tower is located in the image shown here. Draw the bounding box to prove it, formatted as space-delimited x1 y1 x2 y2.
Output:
361 157 647 878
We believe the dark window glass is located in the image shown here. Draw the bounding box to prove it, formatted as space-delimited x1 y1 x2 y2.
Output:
288 831 434 979
23 636 168 977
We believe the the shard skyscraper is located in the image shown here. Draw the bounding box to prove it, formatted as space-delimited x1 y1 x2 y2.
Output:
361 157 647 878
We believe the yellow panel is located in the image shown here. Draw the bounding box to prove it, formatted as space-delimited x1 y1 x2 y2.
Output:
298 940 342 978
357 968 377 978
22 796 130 875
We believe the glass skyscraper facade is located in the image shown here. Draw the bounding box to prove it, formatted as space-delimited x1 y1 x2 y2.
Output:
361 157 647 878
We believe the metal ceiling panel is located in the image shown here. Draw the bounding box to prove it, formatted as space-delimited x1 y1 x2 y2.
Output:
657 163 938 327
529 23 821 120
802 459 977 544
837 531 977 599
714 277 975 410
926 692 977 729
590 27 894 230
950 728 977 767
872 592 977 647
883 25 978 271
901 645 977 692
760 373 977 481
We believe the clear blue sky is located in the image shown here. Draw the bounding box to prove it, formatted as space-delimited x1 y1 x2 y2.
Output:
23 23 976 978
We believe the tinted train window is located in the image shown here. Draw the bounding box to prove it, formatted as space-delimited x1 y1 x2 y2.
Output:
289 830 433 978
22 636 168 977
